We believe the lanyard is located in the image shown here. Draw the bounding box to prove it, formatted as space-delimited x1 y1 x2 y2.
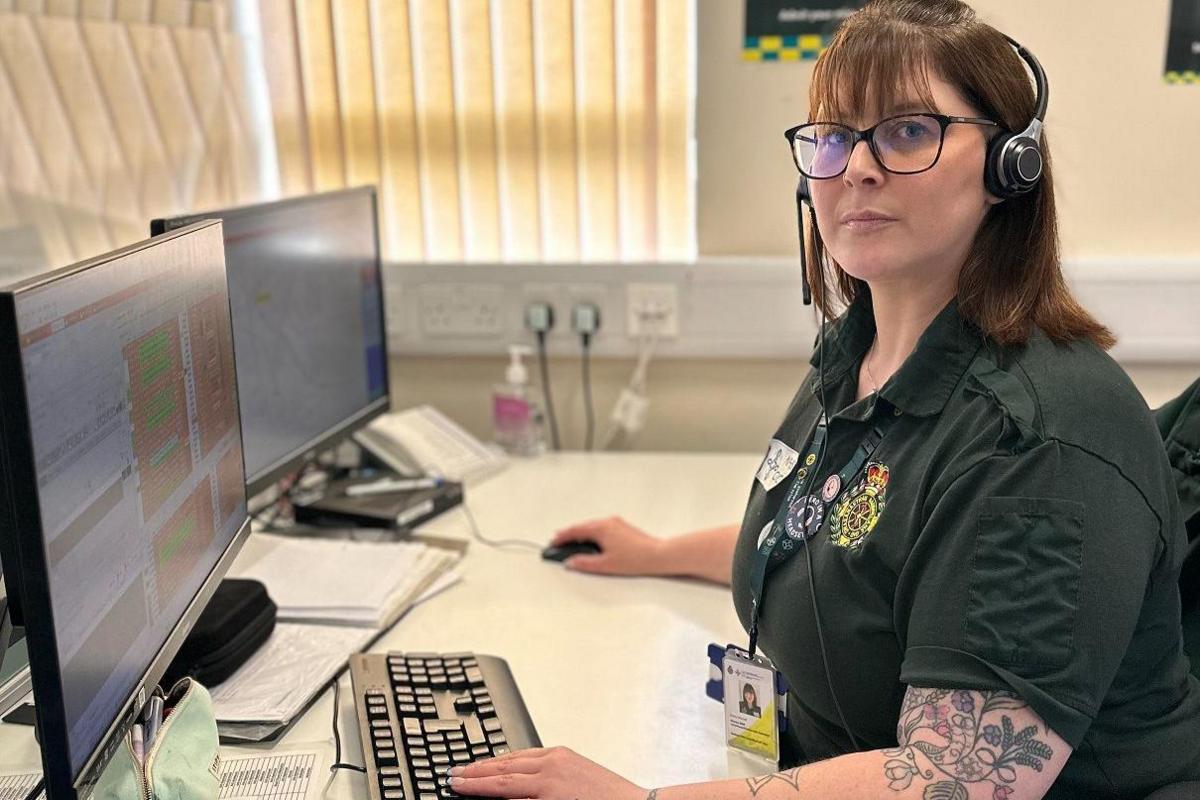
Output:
747 406 900 657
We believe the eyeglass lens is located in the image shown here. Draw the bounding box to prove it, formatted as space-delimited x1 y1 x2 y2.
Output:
793 115 944 178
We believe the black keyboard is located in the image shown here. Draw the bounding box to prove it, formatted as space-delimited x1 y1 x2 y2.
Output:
350 651 541 800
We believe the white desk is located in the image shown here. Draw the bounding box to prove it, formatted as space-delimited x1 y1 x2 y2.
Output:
0 452 773 793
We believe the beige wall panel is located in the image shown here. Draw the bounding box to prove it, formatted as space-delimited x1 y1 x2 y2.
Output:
449 0 500 261
573 0 617 261
409 0 462 261
368 0 423 260
0 59 74 266
126 23 211 211
81 0 114 19
531 0 577 260
35 16 142 243
82 20 176 217
655 0 690 259
491 0 540 261
615 0 654 261
115 0 150 21
0 14 112 257
331 0 380 188
257 0 311 196
216 31 263 203
14 0 45 13
172 26 234 208
295 0 346 191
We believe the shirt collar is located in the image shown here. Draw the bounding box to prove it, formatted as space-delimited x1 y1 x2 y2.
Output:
808 294 984 418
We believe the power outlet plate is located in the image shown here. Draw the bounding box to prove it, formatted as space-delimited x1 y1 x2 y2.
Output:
418 284 506 337
626 282 679 338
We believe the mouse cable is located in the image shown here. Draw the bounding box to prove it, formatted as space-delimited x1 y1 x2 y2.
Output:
460 502 541 552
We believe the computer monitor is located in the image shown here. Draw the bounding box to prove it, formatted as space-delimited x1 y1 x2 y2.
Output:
0 221 249 798
151 187 390 496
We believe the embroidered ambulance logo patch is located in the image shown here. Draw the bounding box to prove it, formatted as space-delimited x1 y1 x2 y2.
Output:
829 462 890 550
755 439 799 491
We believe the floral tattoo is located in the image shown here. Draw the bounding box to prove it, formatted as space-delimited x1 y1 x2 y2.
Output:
885 688 1054 799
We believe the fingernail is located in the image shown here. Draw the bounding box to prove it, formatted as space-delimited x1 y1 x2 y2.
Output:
449 776 463 786
448 767 462 776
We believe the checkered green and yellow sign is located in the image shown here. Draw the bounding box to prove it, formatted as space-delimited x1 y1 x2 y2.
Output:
743 2 864 63
743 34 829 61
1164 0 1200 84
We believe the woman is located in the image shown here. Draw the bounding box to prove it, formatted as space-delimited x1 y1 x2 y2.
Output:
740 682 762 718
453 2 1200 798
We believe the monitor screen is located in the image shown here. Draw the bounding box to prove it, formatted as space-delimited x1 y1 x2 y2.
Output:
0 221 249 792
153 187 389 493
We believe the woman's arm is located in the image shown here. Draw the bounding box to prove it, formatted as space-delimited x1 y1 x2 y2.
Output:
550 518 740 585
450 686 1071 800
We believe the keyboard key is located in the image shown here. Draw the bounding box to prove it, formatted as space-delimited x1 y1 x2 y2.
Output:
477 704 496 718
487 733 506 746
482 718 503 734
464 667 486 687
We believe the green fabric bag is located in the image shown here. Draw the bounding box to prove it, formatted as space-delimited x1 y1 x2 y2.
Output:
92 679 221 800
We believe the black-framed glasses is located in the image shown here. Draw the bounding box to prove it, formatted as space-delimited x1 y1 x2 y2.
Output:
784 113 1000 179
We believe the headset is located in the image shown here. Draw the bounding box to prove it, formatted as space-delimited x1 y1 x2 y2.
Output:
789 35 1049 752
798 35 1050 305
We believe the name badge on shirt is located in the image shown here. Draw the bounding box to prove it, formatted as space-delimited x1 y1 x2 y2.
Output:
756 439 800 492
722 646 782 763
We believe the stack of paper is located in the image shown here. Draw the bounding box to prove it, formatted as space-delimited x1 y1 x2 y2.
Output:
209 568 460 725
229 534 459 628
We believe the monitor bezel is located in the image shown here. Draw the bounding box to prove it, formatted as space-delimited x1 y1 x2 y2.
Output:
0 221 252 798
150 185 391 497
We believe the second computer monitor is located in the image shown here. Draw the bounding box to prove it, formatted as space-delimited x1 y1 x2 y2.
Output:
152 187 389 495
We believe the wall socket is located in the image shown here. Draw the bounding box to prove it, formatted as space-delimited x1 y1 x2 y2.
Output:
626 282 679 338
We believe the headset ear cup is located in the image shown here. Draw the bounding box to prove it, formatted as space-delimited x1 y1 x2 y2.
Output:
984 132 1013 199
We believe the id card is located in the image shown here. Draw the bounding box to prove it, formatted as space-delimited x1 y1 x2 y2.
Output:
722 646 780 762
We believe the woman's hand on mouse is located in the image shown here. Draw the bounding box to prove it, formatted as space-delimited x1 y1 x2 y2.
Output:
448 746 646 800
549 516 665 576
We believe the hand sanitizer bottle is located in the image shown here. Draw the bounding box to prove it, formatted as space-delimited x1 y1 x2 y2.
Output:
493 345 546 456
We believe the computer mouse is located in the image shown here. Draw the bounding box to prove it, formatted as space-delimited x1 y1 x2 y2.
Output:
541 540 603 562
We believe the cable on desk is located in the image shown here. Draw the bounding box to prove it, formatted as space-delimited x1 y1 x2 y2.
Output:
328 677 366 775
460 503 541 552
581 333 595 451
21 777 43 800
535 330 562 452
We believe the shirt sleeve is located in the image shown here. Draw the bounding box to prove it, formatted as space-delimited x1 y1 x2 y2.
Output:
896 437 1165 747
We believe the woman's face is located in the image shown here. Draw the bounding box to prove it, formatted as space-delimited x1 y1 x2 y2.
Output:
809 69 1003 291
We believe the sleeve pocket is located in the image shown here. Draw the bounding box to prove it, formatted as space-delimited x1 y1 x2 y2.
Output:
965 496 1085 668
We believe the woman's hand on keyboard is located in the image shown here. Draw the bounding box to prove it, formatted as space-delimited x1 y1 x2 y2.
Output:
448 746 646 800
549 516 665 576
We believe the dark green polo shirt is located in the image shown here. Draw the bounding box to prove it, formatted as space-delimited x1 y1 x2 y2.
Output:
731 297 1200 798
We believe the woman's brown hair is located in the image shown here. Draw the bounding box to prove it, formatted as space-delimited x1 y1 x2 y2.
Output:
805 0 1114 349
